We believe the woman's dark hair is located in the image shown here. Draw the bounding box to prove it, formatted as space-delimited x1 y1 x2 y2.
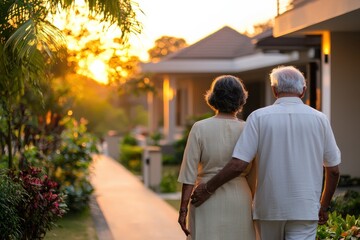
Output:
205 75 248 113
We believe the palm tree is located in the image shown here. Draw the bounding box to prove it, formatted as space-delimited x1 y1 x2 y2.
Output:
0 0 142 168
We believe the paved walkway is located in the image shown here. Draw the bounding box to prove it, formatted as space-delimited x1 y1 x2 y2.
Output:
90 154 184 240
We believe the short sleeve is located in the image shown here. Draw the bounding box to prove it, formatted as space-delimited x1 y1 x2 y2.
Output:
323 117 341 167
232 113 258 162
178 123 201 184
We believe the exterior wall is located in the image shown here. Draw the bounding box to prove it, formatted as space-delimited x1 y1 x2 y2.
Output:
274 0 360 37
188 75 215 117
331 32 360 177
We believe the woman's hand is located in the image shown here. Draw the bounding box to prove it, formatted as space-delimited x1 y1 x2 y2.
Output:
178 208 190 236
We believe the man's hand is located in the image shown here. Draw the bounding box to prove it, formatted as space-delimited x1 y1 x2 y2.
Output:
190 183 212 207
191 158 249 207
318 206 329 225
319 165 340 225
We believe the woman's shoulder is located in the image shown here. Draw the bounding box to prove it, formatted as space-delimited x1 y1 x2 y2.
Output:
194 117 245 128
191 117 214 128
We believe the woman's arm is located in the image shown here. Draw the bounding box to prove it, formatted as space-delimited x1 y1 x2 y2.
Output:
246 156 258 198
178 183 194 236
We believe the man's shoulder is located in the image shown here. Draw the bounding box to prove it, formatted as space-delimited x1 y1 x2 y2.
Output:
302 105 329 119
249 105 276 117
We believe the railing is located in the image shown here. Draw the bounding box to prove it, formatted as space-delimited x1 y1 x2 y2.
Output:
277 0 314 15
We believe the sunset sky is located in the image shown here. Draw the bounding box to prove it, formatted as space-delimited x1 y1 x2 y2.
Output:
129 0 279 61
54 0 280 83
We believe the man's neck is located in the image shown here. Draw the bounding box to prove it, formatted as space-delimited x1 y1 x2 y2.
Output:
277 93 300 98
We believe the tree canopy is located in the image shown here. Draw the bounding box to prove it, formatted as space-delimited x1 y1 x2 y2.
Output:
147 36 188 62
0 0 142 168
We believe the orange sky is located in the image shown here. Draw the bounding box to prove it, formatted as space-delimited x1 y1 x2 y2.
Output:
53 0 280 84
129 0 279 61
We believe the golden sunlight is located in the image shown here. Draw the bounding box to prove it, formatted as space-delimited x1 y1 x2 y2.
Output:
51 0 281 84
88 59 108 84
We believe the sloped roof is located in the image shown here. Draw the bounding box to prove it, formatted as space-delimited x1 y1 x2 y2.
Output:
164 26 255 60
253 28 321 51
141 26 302 74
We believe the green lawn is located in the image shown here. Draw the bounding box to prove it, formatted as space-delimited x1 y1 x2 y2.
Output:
165 199 181 211
44 207 98 240
162 165 182 212
162 164 182 191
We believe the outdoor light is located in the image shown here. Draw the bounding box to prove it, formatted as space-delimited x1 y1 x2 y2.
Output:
322 31 330 64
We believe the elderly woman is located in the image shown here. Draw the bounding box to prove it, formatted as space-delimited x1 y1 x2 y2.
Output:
177 75 256 240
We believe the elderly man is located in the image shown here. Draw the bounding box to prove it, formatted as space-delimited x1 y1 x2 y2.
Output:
191 66 341 239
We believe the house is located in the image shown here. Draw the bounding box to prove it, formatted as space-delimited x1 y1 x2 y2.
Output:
274 0 360 177
141 0 360 178
141 26 321 143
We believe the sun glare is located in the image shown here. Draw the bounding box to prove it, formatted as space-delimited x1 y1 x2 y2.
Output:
88 59 108 84
51 0 280 83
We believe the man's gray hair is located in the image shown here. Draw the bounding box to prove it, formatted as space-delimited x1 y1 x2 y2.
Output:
270 66 306 95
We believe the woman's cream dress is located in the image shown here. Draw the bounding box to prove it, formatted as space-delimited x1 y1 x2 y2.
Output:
178 117 256 240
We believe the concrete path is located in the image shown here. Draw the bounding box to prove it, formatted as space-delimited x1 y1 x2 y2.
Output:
90 154 184 240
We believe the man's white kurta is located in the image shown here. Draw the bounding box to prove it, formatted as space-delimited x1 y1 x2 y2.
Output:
232 97 341 220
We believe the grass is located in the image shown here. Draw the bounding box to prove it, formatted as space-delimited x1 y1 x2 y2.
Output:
162 165 182 212
165 199 181 211
44 207 98 240
162 164 182 191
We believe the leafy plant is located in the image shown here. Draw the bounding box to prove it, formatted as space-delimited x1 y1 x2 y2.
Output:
0 172 26 240
50 117 98 212
119 144 143 173
338 175 360 187
150 132 162 146
160 172 178 193
119 133 143 173
317 212 360 239
4 167 67 240
122 134 138 146
162 154 177 165
331 190 360 217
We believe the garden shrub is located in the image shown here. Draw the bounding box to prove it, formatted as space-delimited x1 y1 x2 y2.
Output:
0 172 25 240
331 190 360 217
119 133 143 173
162 154 177 165
149 132 162 146
160 172 178 193
119 144 143 173
317 212 360 239
122 134 138 146
338 175 360 187
50 117 98 212
0 167 67 240
16 167 67 239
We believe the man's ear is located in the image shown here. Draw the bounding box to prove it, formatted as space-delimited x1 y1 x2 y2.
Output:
299 86 307 98
271 86 278 98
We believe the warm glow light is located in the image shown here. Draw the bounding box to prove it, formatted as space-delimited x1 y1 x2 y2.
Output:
130 0 279 62
88 59 108 84
322 31 331 64
322 31 331 55
52 0 279 82
67 110 73 116
163 77 174 101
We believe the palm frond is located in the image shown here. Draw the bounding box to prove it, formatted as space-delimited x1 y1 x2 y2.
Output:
86 0 142 40
4 18 65 64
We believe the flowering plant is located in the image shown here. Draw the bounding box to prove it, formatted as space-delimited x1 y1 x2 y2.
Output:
15 167 67 239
